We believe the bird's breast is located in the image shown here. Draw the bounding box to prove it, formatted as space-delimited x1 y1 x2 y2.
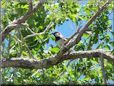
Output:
57 39 65 48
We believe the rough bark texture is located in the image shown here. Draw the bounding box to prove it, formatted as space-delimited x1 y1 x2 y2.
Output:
1 50 113 69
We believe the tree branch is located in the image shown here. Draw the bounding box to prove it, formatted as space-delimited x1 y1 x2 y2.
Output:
28 0 33 11
67 0 112 49
1 0 46 41
53 0 112 60
1 49 114 69
65 26 81 45
24 22 54 39
99 56 107 84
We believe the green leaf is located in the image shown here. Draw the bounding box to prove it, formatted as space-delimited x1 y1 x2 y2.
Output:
50 47 60 53
104 45 110 50
22 51 28 56
50 35 55 41
109 41 114 47
83 33 90 38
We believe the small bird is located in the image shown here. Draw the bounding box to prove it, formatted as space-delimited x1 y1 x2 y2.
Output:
52 31 74 66
52 32 67 48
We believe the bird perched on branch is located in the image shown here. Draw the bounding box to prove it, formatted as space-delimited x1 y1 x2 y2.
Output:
52 31 75 67
52 32 67 48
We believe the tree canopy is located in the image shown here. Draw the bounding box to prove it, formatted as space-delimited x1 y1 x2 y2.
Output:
0 0 114 85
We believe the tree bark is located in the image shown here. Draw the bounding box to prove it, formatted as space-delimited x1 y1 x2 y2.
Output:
1 50 113 69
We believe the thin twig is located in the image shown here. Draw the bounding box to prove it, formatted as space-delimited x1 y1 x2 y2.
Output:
24 22 54 39
18 28 35 59
65 26 81 45
28 0 33 11
100 56 107 84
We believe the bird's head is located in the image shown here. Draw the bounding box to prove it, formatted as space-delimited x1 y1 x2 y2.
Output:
52 32 64 38
52 31 67 42
52 32 61 37
52 32 67 48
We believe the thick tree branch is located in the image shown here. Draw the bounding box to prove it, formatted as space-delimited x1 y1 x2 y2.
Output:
1 0 46 41
1 49 113 69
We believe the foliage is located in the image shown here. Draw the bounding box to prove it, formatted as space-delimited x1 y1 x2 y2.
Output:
1 0 114 85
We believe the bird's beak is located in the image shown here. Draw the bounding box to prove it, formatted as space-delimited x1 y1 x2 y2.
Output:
52 33 54 35
51 32 55 35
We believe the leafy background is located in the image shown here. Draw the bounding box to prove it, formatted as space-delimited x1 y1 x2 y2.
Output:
1 0 114 85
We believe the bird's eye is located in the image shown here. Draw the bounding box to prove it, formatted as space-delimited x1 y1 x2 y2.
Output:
56 33 60 36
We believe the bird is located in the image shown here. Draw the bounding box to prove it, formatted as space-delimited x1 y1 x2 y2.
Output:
52 31 74 67
52 31 67 48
